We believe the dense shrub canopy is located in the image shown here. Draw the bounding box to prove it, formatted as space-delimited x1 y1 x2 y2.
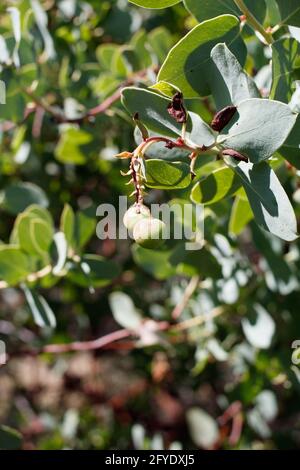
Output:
0 0 300 450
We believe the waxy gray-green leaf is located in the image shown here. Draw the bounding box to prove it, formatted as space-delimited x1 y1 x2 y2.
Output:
210 43 260 109
225 158 298 241
218 98 297 163
158 15 246 98
252 223 297 294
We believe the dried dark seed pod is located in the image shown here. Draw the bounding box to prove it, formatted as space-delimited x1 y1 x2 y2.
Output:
167 92 187 124
222 148 249 163
211 105 237 132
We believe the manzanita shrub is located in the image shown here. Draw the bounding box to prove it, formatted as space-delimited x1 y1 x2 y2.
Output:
1 0 300 450
122 1 299 245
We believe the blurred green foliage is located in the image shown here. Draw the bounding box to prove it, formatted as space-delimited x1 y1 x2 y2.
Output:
0 0 300 451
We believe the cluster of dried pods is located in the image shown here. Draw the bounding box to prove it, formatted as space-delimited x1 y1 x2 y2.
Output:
116 93 248 249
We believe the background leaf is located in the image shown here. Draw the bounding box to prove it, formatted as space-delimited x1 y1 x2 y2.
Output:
275 0 300 26
68 255 120 288
0 426 22 450
23 286 57 329
242 304 275 349
186 408 219 449
13 209 53 258
55 128 93 165
52 232 68 276
170 244 222 278
0 245 30 285
109 292 142 330
74 206 97 250
270 38 300 102
1 182 49 215
60 204 75 248
229 195 254 235
132 245 176 280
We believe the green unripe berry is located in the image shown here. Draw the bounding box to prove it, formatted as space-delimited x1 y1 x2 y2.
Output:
123 204 151 233
133 217 166 249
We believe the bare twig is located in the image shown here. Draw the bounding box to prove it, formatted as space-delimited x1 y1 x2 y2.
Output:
171 275 200 320
0 66 156 133
171 307 224 331
32 106 45 138
218 401 243 446
229 412 244 446
43 328 132 354
38 308 224 355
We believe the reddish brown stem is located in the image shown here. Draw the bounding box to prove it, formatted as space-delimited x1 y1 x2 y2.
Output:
43 328 132 354
229 412 244 446
218 401 242 426
12 310 223 357
142 136 198 153
32 106 45 138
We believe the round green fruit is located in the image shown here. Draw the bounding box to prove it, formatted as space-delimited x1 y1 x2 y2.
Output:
133 217 166 249
123 204 151 233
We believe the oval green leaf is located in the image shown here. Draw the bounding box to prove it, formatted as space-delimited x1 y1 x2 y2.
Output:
68 255 120 288
191 166 241 205
270 38 300 103
1 182 49 215
0 245 30 285
210 43 260 109
158 15 246 98
275 0 300 26
145 159 191 189
225 158 298 241
129 0 181 8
